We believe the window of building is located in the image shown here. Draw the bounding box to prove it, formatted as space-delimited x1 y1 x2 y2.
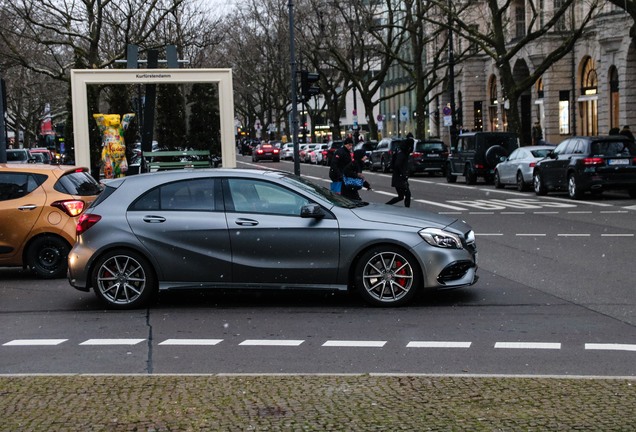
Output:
554 0 567 31
609 66 619 130
580 57 598 136
473 101 483 131
489 76 499 131
559 90 570 135
515 4 526 38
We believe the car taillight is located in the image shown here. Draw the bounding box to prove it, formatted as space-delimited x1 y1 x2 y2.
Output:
273 149 280 154
51 200 85 217
76 213 102 235
529 162 536 168
257 149 264 154
412 152 422 158
441 152 449 158
582 157 604 166
474 164 485 169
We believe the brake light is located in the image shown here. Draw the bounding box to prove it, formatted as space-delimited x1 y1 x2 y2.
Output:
474 164 485 169
582 157 604 166
529 162 536 168
76 213 101 235
412 152 422 158
257 149 264 154
51 200 85 217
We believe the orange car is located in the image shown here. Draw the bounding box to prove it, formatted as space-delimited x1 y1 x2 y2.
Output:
0 164 102 278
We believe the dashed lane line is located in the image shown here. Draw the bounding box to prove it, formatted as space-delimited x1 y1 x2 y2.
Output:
3 339 635 352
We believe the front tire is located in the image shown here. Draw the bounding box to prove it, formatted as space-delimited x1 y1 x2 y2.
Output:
446 164 457 183
465 166 477 185
92 250 157 309
354 246 420 307
26 235 70 279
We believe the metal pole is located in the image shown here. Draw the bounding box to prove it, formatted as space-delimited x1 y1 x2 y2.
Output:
0 76 6 163
447 0 457 147
289 0 300 176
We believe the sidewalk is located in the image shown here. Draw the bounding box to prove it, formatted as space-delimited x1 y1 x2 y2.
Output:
1 375 634 431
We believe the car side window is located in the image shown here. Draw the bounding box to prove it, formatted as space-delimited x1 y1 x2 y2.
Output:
571 140 585 154
0 173 42 201
131 178 217 211
553 140 570 156
228 178 310 216
508 149 520 160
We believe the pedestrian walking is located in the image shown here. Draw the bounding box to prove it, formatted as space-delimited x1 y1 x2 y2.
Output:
342 149 371 201
531 121 543 145
386 138 412 208
329 137 354 194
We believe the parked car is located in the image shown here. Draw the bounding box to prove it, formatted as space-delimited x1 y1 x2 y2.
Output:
302 144 321 163
370 138 409 173
354 141 378 168
532 136 636 199
29 148 54 164
324 140 344 166
252 143 280 162
408 139 448 176
0 164 102 278
67 169 478 309
308 144 329 164
6 149 33 164
281 143 295 160
446 132 520 184
494 145 555 191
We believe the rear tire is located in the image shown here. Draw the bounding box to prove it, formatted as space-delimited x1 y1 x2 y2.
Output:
533 172 547 195
26 235 70 279
465 166 477 185
92 249 157 309
516 171 528 192
568 173 583 200
446 164 457 183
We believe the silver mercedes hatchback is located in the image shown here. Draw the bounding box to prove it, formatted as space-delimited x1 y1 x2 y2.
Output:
68 169 478 309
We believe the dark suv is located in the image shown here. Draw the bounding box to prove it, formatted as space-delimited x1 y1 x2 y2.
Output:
446 132 520 184
409 139 448 176
370 138 408 172
533 136 636 199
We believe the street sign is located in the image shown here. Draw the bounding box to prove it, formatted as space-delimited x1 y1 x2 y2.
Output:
399 106 409 122
443 106 451 116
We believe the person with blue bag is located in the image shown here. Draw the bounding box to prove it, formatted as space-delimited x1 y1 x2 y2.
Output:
342 149 372 200
329 137 354 194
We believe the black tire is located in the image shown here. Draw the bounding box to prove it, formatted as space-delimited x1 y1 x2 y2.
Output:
465 166 477 185
516 171 528 192
568 173 583 200
26 235 70 279
533 171 547 195
485 145 509 168
354 246 420 307
446 164 457 183
494 170 504 189
92 249 157 309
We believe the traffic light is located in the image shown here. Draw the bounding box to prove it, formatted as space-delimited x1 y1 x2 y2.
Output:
300 70 320 100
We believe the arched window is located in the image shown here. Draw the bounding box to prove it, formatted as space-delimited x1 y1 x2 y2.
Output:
609 66 619 130
488 76 499 131
580 57 598 135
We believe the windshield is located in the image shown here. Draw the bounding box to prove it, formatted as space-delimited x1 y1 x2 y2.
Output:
592 141 636 156
530 149 553 158
276 172 369 208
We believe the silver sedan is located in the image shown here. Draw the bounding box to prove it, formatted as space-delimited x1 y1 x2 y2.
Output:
68 169 478 309
494 145 554 191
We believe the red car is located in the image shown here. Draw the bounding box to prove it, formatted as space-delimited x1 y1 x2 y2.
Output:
251 143 280 162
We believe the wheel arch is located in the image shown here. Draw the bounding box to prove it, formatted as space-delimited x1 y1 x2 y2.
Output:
85 244 159 290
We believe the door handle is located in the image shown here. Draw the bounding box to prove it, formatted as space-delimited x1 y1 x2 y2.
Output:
143 216 166 223
235 218 259 226
18 205 38 211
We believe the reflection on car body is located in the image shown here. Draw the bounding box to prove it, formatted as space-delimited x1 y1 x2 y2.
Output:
68 169 479 309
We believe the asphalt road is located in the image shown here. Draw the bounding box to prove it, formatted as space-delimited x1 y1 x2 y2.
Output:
1 156 634 377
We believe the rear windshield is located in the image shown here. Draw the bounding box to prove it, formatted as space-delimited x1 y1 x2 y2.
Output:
482 135 519 150
530 149 553 158
54 171 102 196
7 150 29 162
591 141 636 157
415 142 445 152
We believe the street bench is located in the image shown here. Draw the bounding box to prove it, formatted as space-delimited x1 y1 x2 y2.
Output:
143 150 212 171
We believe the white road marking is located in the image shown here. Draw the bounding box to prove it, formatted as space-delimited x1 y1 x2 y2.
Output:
495 342 561 349
414 199 468 210
557 233 591 237
516 233 547 236
601 233 634 237
159 339 223 346
322 340 387 348
585 343 636 352
568 211 593 214
239 340 304 346
79 339 145 346
407 341 471 348
3 339 67 346
475 233 504 236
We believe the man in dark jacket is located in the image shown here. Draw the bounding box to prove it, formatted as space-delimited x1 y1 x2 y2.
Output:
386 139 412 207
329 137 353 193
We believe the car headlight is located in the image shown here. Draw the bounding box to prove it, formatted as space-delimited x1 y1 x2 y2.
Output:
419 227 463 249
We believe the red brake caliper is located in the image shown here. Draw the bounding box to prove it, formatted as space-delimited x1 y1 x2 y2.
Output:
395 260 407 288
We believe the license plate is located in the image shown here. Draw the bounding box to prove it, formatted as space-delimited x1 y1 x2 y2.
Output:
608 159 629 165
426 154 440 158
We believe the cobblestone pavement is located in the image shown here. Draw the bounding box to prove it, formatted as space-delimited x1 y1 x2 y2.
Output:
0 375 634 431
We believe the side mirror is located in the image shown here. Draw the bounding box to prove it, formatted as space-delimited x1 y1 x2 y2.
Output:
499 156 507 163
300 203 325 219
549 151 557 159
